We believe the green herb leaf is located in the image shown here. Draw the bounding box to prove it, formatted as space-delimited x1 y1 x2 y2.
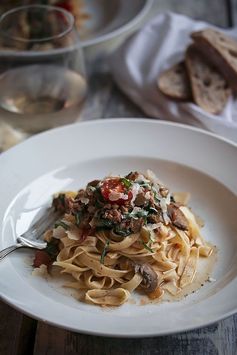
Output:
137 180 150 187
95 200 103 208
126 209 148 220
147 207 158 214
121 177 132 189
45 241 59 259
75 211 82 226
113 225 131 237
87 185 96 192
54 220 69 230
58 193 65 205
152 187 160 203
96 218 114 228
141 241 154 253
136 210 148 218
100 240 110 264
94 189 106 206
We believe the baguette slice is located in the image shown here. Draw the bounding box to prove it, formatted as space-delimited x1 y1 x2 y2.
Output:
185 44 230 115
191 28 237 91
157 62 192 100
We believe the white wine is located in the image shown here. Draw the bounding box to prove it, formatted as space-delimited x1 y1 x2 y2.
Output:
0 65 87 132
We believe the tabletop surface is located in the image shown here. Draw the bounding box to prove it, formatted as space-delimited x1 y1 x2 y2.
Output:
1 1 237 354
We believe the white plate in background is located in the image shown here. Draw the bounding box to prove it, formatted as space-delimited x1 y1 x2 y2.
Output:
0 118 237 337
80 0 153 47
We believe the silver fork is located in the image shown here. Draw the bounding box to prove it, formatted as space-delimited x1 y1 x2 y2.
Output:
0 207 61 261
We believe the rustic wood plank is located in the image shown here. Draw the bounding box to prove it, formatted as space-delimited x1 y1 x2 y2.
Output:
226 0 235 26
33 322 67 355
0 300 37 355
34 315 237 355
228 0 237 26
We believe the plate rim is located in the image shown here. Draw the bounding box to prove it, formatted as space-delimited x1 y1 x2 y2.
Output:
81 0 154 47
0 117 237 337
2 118 237 159
0 1 153 58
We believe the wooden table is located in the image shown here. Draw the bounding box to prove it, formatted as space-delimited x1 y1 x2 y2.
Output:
1 1 237 354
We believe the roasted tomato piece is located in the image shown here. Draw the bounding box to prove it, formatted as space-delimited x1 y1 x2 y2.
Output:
55 1 73 12
33 250 52 268
100 178 132 205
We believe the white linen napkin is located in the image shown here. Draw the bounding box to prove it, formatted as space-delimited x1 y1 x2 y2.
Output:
109 12 237 143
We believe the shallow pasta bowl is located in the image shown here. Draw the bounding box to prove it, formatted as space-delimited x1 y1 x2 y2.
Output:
0 118 237 337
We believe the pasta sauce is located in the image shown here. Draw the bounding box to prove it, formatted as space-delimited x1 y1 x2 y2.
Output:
33 170 214 307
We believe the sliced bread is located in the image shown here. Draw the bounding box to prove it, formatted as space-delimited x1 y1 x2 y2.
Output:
157 62 191 100
191 28 237 90
185 44 230 115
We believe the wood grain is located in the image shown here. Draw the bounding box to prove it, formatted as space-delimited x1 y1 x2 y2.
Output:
228 0 237 26
33 317 237 355
0 300 36 355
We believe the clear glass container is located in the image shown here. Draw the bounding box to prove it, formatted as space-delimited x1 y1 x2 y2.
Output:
0 4 87 132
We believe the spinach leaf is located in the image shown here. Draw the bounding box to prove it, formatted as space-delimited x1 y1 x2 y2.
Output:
54 220 69 230
113 226 131 237
96 218 114 229
100 240 110 264
75 211 82 226
45 241 59 259
121 177 132 189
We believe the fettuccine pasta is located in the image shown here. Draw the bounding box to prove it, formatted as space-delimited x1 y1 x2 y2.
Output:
34 170 213 306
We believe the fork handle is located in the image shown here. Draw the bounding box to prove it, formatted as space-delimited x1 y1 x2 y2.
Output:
0 244 23 261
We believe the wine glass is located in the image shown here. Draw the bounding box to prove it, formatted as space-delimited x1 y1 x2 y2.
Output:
0 4 87 133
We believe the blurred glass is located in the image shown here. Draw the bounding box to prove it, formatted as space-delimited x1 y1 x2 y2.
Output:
0 4 87 132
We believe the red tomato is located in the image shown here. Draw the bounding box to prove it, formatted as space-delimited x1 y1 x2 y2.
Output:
100 178 132 205
56 1 73 13
33 250 52 268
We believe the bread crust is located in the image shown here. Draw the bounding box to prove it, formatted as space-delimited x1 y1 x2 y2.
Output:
157 62 192 100
185 44 230 114
192 28 237 91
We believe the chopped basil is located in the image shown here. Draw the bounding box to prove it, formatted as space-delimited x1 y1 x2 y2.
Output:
75 211 82 226
148 231 156 243
147 207 158 214
87 185 96 192
45 241 59 259
142 241 154 253
113 226 131 237
54 220 70 230
152 187 160 203
58 193 65 205
125 209 148 220
95 200 104 208
96 218 114 229
136 210 148 218
121 177 132 189
137 181 150 187
94 190 105 206
100 240 110 264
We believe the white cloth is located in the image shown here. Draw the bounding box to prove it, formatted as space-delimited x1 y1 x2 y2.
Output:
109 12 237 142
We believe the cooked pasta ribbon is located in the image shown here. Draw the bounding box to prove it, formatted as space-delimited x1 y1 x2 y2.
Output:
37 171 214 307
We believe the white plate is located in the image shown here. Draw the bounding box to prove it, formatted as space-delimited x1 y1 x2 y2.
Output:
80 0 153 47
0 118 237 337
